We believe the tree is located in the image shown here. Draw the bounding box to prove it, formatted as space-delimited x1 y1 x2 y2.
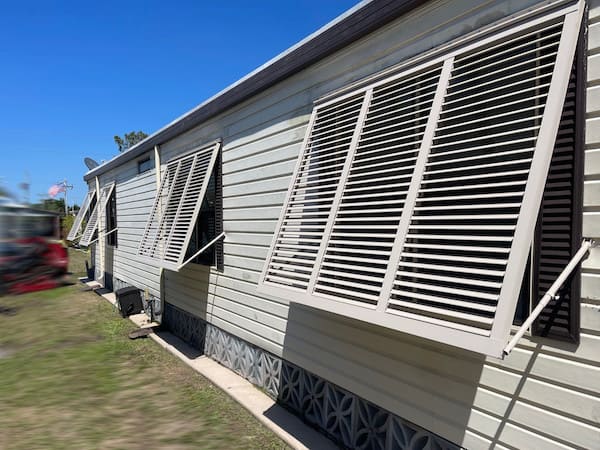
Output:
114 131 148 152
62 214 75 239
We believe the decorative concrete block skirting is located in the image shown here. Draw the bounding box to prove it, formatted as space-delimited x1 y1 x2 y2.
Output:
162 300 206 351
162 302 458 450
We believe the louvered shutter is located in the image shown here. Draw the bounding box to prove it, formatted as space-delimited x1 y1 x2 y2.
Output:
259 4 584 358
67 189 96 241
263 92 366 290
79 183 115 247
137 141 220 271
313 65 444 305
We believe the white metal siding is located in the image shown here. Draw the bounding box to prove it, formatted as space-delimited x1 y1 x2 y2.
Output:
101 1 600 448
584 2 600 313
94 157 162 297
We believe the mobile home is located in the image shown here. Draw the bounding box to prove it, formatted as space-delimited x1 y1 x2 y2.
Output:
70 0 600 448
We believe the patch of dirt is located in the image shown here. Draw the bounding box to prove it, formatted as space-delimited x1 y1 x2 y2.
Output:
0 305 18 316
0 346 14 358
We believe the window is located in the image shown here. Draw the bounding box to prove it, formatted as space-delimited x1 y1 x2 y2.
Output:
138 141 222 271
513 32 584 343
106 188 118 247
259 4 584 358
138 157 153 174
66 189 96 241
184 161 224 267
80 182 115 247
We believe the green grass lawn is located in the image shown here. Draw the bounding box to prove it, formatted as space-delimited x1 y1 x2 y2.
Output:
0 250 288 450
67 246 90 277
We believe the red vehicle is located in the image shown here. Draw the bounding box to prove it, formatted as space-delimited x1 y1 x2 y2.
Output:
0 198 69 295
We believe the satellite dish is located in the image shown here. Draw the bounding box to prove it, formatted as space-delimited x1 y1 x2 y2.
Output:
84 157 99 170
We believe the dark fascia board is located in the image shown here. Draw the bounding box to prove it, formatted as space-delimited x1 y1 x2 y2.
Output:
84 0 425 181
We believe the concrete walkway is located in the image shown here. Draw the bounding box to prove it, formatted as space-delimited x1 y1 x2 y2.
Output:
85 281 337 450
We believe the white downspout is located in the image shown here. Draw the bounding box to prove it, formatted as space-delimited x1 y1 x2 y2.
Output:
154 145 164 323
94 176 102 284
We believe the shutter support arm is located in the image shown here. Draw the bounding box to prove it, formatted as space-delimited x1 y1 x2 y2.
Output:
85 228 119 247
177 232 226 270
503 239 596 357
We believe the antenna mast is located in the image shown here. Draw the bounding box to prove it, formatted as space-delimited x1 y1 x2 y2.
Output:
58 179 74 215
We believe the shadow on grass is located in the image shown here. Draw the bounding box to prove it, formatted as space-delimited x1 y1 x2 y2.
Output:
0 305 19 316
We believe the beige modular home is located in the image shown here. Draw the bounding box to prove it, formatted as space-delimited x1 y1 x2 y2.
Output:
70 0 600 448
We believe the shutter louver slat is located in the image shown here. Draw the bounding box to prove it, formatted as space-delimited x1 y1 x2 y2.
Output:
397 270 502 288
66 190 96 241
459 20 561 65
259 5 583 358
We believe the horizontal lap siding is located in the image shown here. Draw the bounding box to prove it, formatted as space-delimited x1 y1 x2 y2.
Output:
576 10 600 447
151 1 600 448
585 11 600 320
97 157 161 297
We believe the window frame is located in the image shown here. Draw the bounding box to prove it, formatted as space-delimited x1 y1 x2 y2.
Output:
529 17 586 343
137 157 153 174
184 152 223 268
106 187 118 247
258 3 584 358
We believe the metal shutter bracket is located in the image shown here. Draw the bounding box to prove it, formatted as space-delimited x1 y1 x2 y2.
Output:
177 231 226 271
86 227 119 247
503 239 596 356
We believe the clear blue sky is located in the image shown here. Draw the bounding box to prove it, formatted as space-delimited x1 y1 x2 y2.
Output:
0 0 359 207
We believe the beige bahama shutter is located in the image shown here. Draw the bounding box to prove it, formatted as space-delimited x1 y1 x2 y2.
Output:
259 2 584 358
138 141 221 271
67 189 96 241
79 182 115 247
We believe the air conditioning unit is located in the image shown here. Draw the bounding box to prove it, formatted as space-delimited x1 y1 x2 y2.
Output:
115 286 143 318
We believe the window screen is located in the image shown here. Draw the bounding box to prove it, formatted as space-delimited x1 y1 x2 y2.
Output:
259 4 584 357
